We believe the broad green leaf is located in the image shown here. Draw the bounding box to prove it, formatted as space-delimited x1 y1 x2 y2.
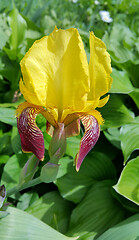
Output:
110 68 134 94
113 156 139 205
120 118 139 163
0 13 11 49
0 108 16 126
57 156 74 179
0 28 9 49
67 180 125 239
0 211 9 219
100 94 134 129
0 155 9 164
17 192 39 211
0 133 11 154
97 213 139 240
55 152 116 203
130 89 139 109
66 137 80 159
8 7 27 50
11 126 21 153
0 207 77 240
103 128 121 149
1 154 28 191
26 191 73 234
103 24 136 63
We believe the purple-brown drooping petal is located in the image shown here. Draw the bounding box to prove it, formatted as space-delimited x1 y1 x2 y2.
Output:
75 115 100 171
17 106 45 160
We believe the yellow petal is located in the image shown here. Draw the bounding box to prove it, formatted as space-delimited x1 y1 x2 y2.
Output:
88 31 112 101
87 110 104 125
98 95 110 108
20 28 90 116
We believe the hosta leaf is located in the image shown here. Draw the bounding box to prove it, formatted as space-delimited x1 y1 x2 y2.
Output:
17 192 39 211
26 191 73 234
67 180 125 239
97 213 139 240
110 68 134 94
11 126 21 154
66 137 80 159
113 156 139 205
1 154 28 191
0 108 16 126
103 128 121 149
100 94 134 129
0 207 77 240
130 89 139 109
8 7 27 50
55 152 116 203
120 118 139 163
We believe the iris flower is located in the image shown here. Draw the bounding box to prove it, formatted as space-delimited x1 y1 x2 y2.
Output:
16 27 112 171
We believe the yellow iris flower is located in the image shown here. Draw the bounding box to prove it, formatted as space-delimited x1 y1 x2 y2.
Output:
16 27 112 171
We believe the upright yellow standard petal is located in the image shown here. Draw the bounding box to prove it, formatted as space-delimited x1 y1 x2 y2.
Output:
88 31 112 101
20 28 90 119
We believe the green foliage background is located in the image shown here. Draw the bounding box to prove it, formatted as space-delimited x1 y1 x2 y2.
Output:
0 0 139 239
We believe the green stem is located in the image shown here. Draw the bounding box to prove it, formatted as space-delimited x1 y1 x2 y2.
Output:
6 177 42 198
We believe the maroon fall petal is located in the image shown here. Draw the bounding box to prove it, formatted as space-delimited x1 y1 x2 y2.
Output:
17 107 45 160
75 115 100 171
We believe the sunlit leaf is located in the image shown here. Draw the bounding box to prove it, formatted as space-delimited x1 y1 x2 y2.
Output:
26 191 73 234
113 156 139 205
100 95 134 129
0 207 77 240
110 68 134 94
8 7 27 50
120 118 139 163
97 213 139 240
0 108 16 126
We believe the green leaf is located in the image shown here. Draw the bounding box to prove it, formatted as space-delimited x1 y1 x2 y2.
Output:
8 7 27 50
97 213 139 240
55 152 116 203
130 89 139 109
120 118 139 163
17 192 39 211
11 126 21 153
113 156 139 205
100 95 134 129
0 28 9 49
0 207 77 240
0 155 9 165
110 68 134 94
26 191 73 234
66 137 80 159
103 24 137 63
0 211 9 219
67 180 125 239
0 133 11 154
103 128 121 149
0 108 16 126
1 154 28 191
